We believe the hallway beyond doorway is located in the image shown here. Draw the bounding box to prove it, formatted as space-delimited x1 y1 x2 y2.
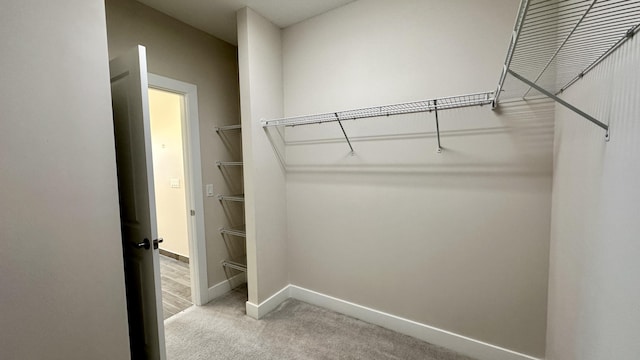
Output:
160 255 192 319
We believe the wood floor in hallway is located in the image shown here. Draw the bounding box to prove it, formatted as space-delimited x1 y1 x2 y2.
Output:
160 254 192 320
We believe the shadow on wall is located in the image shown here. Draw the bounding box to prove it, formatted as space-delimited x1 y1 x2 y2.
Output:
263 126 287 173
264 98 554 181
218 165 244 195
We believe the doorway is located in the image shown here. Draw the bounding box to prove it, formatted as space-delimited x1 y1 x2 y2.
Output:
148 74 209 311
148 88 192 319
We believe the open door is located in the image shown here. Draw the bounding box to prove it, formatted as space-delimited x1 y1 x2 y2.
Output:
110 45 166 360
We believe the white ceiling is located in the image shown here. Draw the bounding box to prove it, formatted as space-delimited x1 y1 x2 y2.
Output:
137 0 356 45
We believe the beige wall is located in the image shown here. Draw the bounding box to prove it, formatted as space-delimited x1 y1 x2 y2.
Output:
237 8 289 306
105 0 242 287
149 89 190 258
281 0 550 357
0 0 131 358
546 35 640 360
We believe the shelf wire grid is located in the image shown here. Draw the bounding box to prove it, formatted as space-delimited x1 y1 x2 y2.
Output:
496 0 640 102
217 194 245 202
216 161 244 167
222 260 247 272
262 92 494 127
220 228 247 238
215 124 241 132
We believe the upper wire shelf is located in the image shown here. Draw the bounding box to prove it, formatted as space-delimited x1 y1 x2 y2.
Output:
495 0 640 118
261 92 494 153
261 92 494 128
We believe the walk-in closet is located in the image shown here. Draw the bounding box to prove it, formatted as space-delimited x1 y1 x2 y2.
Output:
3 1 639 360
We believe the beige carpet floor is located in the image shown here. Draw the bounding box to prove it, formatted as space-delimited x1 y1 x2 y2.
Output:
164 286 477 360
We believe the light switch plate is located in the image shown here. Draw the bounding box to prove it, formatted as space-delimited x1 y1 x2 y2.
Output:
206 184 214 197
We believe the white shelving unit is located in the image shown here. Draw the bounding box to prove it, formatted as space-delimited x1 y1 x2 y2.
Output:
215 124 247 284
261 0 640 145
262 92 495 153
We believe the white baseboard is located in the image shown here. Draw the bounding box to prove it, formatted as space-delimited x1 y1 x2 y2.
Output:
206 273 247 303
251 284 542 360
245 285 291 320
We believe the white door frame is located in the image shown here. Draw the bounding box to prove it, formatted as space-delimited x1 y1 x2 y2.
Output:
148 73 208 306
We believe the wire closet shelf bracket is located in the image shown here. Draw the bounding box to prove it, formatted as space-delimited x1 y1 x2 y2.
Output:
261 92 495 153
493 0 640 140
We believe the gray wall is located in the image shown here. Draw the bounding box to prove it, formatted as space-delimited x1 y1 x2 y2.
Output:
281 0 551 357
105 0 242 288
0 0 131 358
237 8 289 307
546 34 640 360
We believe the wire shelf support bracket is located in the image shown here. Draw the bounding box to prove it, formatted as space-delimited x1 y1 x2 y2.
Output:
335 113 355 155
261 91 494 154
434 100 442 153
508 69 609 140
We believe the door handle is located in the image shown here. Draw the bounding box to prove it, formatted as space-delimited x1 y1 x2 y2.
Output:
135 238 151 250
153 238 164 250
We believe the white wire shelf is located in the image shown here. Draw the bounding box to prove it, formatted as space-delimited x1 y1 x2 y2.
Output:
497 0 640 101
215 124 241 132
261 92 494 153
494 0 640 135
219 227 246 238
222 260 247 272
261 92 494 128
217 194 244 202
216 161 243 167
